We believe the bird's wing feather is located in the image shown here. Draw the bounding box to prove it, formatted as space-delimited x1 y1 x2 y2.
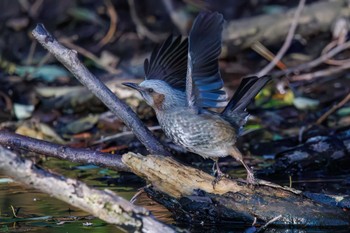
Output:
221 75 271 129
222 76 271 115
144 35 188 90
186 12 227 109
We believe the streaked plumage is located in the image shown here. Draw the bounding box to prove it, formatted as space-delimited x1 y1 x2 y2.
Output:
123 12 270 184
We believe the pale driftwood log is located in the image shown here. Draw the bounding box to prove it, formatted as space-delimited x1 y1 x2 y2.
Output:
0 146 175 233
122 153 350 227
222 0 350 55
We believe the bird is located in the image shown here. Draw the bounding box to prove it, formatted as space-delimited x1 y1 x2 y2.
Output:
123 11 270 184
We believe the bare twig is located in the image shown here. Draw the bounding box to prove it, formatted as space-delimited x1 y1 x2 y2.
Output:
0 91 12 112
130 184 151 203
290 61 350 81
28 0 44 18
0 130 130 172
10 205 17 218
316 92 350 125
251 41 287 70
37 51 52 67
257 0 306 77
32 24 170 156
93 125 161 144
0 146 176 233
25 40 37 65
322 40 350 66
273 41 350 77
257 215 282 232
59 37 121 74
161 0 190 35
98 0 118 47
127 0 167 42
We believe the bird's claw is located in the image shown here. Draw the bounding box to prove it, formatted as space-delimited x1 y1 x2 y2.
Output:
246 172 257 186
212 174 223 188
212 172 230 188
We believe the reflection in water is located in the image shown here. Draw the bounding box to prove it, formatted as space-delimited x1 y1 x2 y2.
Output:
0 156 137 233
0 181 125 232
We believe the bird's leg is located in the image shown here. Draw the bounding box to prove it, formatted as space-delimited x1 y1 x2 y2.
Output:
230 147 256 185
211 158 224 186
211 159 216 176
212 158 224 177
238 159 256 185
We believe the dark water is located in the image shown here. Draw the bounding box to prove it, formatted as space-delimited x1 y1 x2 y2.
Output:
0 182 122 232
0 158 135 233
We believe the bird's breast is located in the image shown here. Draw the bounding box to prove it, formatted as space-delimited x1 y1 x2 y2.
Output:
156 108 237 157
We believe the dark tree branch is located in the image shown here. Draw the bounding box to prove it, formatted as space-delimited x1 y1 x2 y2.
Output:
0 130 130 172
32 24 170 156
0 146 176 233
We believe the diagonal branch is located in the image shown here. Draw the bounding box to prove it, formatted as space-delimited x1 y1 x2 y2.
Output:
32 24 170 156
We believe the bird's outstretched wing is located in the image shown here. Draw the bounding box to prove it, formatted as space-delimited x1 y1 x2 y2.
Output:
186 12 227 109
144 35 188 91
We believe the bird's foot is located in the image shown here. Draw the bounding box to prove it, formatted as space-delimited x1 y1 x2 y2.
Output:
211 171 229 188
237 158 257 186
211 174 223 187
246 171 257 186
216 168 224 178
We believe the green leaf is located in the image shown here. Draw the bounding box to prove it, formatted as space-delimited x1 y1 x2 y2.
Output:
337 106 350 116
293 97 319 110
15 65 70 82
68 7 103 25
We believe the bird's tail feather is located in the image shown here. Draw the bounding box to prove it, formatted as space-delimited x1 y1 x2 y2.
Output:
222 76 270 118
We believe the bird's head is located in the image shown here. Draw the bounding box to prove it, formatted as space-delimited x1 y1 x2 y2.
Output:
123 80 186 111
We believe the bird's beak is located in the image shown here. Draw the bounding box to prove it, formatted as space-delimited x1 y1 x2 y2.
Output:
122 82 143 92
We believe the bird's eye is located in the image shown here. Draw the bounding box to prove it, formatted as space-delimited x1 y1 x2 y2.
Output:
147 88 154 93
